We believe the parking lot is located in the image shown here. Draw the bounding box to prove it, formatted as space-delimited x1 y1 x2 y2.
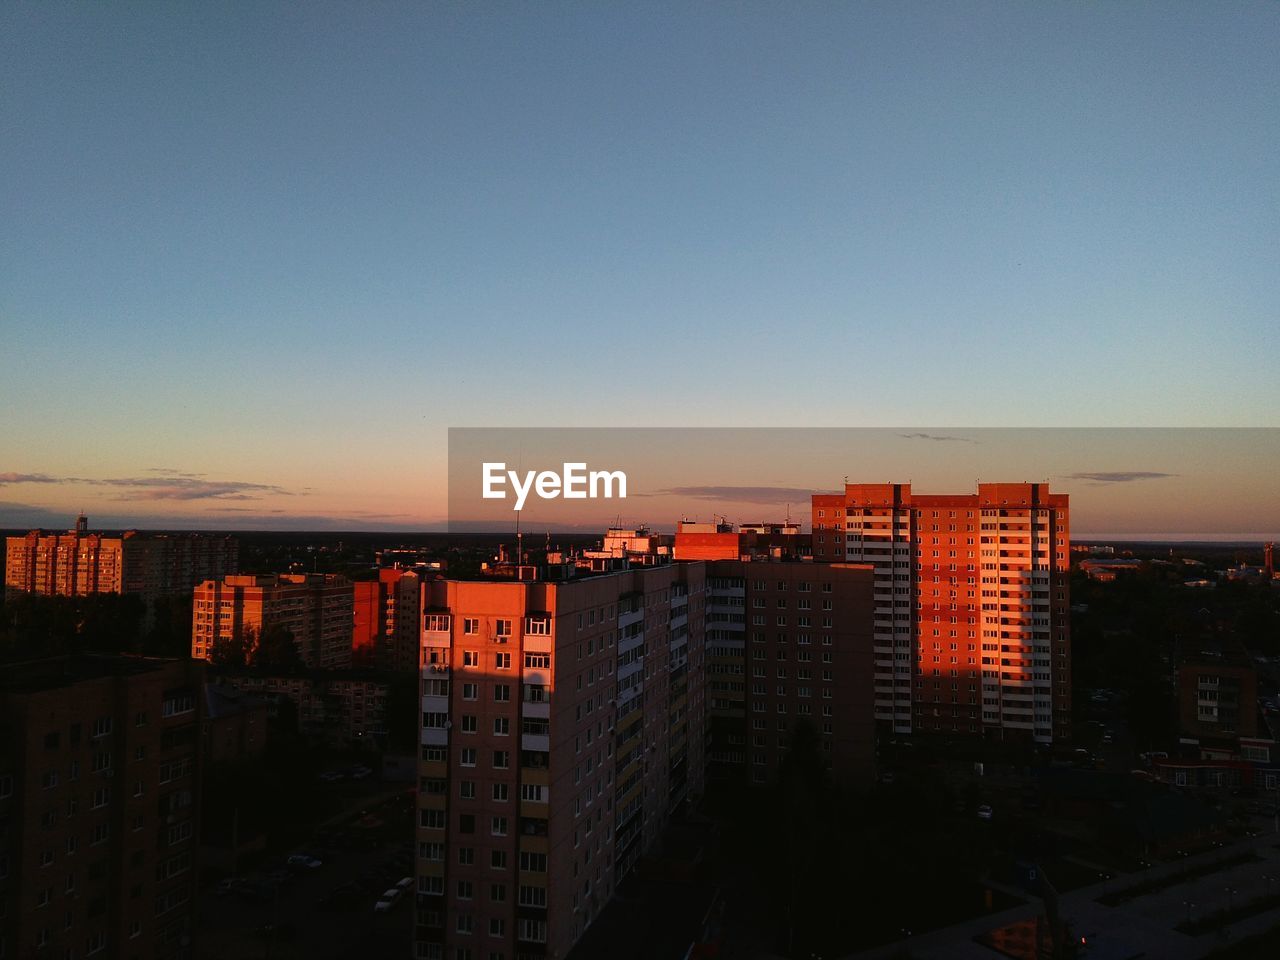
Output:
195 791 417 960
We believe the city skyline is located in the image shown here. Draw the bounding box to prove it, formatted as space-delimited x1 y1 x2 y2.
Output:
2 427 1277 539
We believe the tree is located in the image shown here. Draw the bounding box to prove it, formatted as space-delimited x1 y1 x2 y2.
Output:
251 623 304 672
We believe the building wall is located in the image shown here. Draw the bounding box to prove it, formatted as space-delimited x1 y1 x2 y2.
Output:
812 482 1071 744
213 673 389 748
737 561 876 787
0 657 203 960
191 574 354 669
1178 662 1258 740
5 525 237 602
414 564 707 960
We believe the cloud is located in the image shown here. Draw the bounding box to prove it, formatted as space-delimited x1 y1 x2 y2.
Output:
1061 471 1177 484
640 485 816 505
0 472 60 484
897 433 977 443
0 471 294 501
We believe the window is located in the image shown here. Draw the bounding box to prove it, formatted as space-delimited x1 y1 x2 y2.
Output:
463 683 479 700
495 619 512 637
463 651 479 667
460 781 476 799
493 751 510 769
492 783 509 802
491 816 508 836
91 717 112 739
162 693 194 717
491 850 507 869
495 652 511 670
494 684 511 702
518 884 548 907
518 851 547 872
461 715 478 734
493 717 510 736
524 652 550 669
517 919 547 943
464 618 480 634
460 748 477 767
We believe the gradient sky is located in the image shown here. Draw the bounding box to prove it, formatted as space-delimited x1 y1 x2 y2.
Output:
447 428 1280 539
2 3 1278 530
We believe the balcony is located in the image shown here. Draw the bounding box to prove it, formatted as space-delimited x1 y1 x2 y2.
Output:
421 727 448 747
522 733 550 752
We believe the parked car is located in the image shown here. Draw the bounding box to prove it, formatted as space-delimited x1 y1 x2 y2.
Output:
318 770 345 782
977 804 994 821
374 888 403 912
287 854 323 869
395 877 415 893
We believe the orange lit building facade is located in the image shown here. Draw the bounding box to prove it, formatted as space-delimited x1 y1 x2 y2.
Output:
414 564 707 960
813 483 1070 744
353 567 435 672
5 516 238 602
190 574 354 670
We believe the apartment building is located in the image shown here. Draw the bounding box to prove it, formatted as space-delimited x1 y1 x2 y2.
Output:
5 516 238 602
0 656 203 960
714 560 875 786
1177 641 1259 744
354 566 435 672
213 671 389 749
813 483 1070 744
190 573 354 669
414 563 707 960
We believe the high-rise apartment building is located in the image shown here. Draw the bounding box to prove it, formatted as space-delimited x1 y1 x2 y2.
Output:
190 573 354 669
711 560 875 786
813 483 1070 744
0 656 203 960
414 563 706 960
5 516 238 603
353 566 434 672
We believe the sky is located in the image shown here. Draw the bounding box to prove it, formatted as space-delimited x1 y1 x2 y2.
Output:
2 3 1278 531
446 428 1280 539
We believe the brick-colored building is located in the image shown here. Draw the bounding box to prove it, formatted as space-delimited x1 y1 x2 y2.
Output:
353 566 434 672
0 655 203 960
813 483 1071 744
716 560 875 786
191 573 354 669
4 516 238 603
414 562 708 960
412 542 878 959
1178 642 1259 742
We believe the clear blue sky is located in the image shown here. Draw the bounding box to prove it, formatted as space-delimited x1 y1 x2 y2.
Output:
2 2 1277 528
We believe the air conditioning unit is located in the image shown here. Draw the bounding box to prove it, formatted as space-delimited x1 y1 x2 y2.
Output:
443 721 453 730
